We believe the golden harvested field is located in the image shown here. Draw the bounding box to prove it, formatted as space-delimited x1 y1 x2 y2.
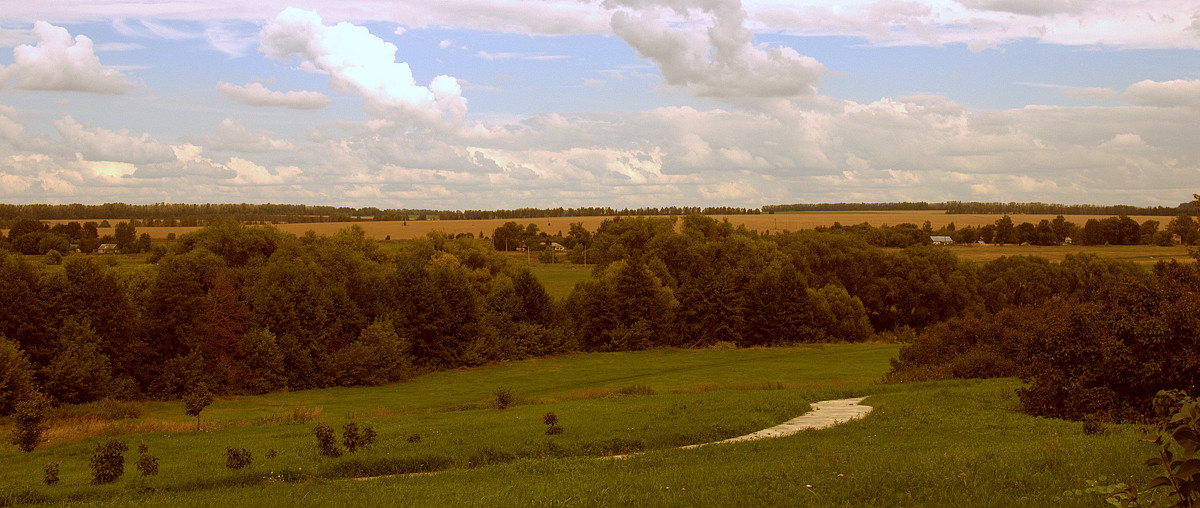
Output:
18 210 1187 242
921 244 1192 265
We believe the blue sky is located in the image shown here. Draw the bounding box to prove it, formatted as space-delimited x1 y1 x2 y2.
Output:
1 0 1198 209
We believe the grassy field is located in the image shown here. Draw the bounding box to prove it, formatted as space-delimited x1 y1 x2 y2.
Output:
0 344 1170 507
924 243 1193 265
524 263 595 300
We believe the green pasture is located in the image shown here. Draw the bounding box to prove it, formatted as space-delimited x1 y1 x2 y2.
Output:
0 344 1170 507
526 263 595 300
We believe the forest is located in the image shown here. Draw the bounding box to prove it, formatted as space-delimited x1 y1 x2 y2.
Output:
1 202 1199 426
0 203 759 228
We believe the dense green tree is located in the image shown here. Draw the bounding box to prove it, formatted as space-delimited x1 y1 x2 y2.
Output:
57 256 144 379
231 328 286 394
144 250 227 362
1168 214 1199 245
0 252 56 365
994 215 1016 244
0 336 36 416
42 318 113 405
113 221 137 251
331 320 412 386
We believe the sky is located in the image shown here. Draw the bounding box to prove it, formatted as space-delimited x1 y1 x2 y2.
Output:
1 0 1198 210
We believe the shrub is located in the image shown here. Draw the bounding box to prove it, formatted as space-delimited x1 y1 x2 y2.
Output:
43 463 59 486
342 422 377 453
313 423 342 457
493 387 515 409
543 412 563 435
90 438 129 484
225 447 252 469
137 452 159 476
1116 391 1200 506
1081 414 1105 436
406 434 421 443
10 392 50 452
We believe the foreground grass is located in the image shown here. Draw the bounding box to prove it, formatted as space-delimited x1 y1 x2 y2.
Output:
1 345 1168 506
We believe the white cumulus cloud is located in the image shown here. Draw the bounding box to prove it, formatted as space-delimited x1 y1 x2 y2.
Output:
215 81 331 109
0 21 135 94
1123 79 1200 108
52 116 176 164
607 0 824 98
259 7 468 123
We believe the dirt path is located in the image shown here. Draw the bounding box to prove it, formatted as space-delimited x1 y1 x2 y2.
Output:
607 396 873 459
353 396 873 480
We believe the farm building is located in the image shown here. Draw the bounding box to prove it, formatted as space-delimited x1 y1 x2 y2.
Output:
929 235 953 245
550 242 566 252
96 243 118 254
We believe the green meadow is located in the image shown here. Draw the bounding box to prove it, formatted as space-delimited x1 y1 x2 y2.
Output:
1 344 1167 507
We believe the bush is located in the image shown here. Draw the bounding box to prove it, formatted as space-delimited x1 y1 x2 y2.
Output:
90 438 129 484
43 463 59 486
225 447 252 469
314 423 342 457
544 411 563 435
10 392 50 452
1116 391 1200 506
342 422 377 453
1081 414 1105 436
137 450 159 476
406 434 421 443
493 387 515 410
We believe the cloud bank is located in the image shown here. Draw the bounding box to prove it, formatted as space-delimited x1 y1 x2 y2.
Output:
0 22 135 94
216 81 332 109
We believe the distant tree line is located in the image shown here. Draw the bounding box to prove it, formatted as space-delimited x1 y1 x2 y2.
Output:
0 203 759 229
764 200 1197 216
896 213 1199 246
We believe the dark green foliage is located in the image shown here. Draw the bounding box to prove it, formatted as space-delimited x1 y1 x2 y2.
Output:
342 422 376 453
42 318 113 405
1118 391 1200 507
331 320 412 386
266 449 277 459
233 328 287 394
494 387 514 409
543 412 563 435
137 445 159 476
314 423 342 457
0 335 35 416
90 438 129 484
43 462 59 485
10 392 49 452
407 434 421 443
183 384 214 431
1082 415 1105 436
225 447 252 469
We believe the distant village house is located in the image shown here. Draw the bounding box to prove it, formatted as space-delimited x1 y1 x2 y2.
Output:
929 235 953 246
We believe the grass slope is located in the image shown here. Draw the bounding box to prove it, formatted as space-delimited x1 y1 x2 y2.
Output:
0 345 1167 506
